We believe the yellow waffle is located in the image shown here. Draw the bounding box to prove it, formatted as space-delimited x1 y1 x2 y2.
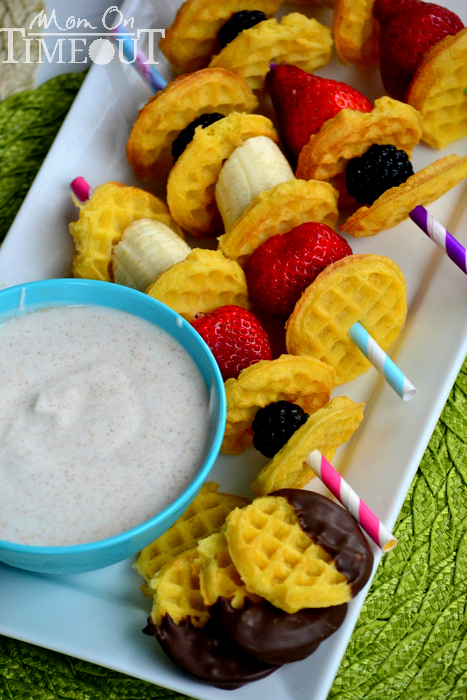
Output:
149 549 209 628
332 0 378 65
285 254 407 385
296 97 422 203
159 0 284 74
134 482 249 589
126 68 258 180
69 182 183 282
208 14 332 92
217 179 339 266
224 495 351 611
145 248 250 321
167 113 278 238
222 354 337 455
252 396 364 496
406 28 467 150
342 155 467 237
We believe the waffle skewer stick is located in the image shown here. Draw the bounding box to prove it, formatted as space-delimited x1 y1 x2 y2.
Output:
111 25 167 92
409 205 467 275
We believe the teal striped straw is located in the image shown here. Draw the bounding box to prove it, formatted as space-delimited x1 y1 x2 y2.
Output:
111 25 167 92
349 322 416 401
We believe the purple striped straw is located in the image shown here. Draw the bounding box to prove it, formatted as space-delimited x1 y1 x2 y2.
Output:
409 205 467 275
111 25 167 93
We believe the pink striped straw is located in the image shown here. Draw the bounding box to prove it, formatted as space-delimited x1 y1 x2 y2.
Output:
409 205 467 276
306 449 398 553
70 176 91 202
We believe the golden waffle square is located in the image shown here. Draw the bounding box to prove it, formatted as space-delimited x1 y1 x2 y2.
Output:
222 354 337 455
295 97 422 202
342 154 467 237
406 27 467 150
134 482 249 588
149 549 209 628
145 248 250 322
224 495 351 611
167 113 278 238
332 0 379 65
126 68 258 180
217 179 339 266
285 254 407 385
69 182 183 282
251 396 364 496
159 0 284 74
208 13 332 92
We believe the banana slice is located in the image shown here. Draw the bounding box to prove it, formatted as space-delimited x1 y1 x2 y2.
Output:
215 135 295 232
112 219 191 292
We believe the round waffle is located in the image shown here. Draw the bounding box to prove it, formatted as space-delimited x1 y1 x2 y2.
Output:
332 0 379 65
167 113 278 238
222 354 337 455
208 13 332 92
159 0 284 74
285 254 407 385
145 248 250 322
217 178 339 266
69 182 183 282
406 27 467 150
126 68 258 180
251 396 364 496
342 154 467 237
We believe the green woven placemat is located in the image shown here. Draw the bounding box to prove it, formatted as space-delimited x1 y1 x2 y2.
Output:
0 75 466 700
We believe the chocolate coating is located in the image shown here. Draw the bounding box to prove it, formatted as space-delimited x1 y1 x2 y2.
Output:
144 615 278 690
210 596 348 665
272 489 374 596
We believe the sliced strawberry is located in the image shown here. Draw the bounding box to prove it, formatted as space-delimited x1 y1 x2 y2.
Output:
374 0 464 101
265 65 373 163
245 223 352 318
191 305 272 381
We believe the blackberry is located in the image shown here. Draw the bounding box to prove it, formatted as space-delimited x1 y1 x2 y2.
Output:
218 10 267 48
171 112 225 162
252 401 309 458
345 144 414 205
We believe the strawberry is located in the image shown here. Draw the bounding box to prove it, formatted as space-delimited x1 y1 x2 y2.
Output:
245 223 352 318
191 305 272 381
374 0 464 101
265 65 373 163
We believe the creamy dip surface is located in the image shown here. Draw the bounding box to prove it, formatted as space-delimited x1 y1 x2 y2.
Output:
0 304 212 547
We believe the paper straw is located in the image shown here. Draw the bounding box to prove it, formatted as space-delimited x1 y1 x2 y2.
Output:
409 205 467 276
70 177 91 202
307 449 398 553
349 321 416 401
111 25 167 92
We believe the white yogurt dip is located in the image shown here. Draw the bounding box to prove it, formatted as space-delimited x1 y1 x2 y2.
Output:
0 304 212 546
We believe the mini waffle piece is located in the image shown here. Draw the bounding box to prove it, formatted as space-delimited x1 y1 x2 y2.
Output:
296 97 422 204
342 154 467 237
217 179 339 265
222 354 337 455
406 27 467 149
332 0 379 65
167 113 278 237
209 13 332 92
145 248 250 321
224 489 373 612
126 68 258 180
159 0 284 73
285 254 407 385
252 396 364 496
134 482 249 589
69 182 183 282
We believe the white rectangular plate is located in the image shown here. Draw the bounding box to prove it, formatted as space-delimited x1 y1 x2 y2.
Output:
1 1 466 699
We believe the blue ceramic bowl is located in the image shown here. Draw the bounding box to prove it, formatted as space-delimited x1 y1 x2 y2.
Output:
0 279 226 575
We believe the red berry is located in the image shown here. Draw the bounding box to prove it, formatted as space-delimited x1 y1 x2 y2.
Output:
374 0 463 101
245 223 353 318
265 65 373 163
191 305 272 381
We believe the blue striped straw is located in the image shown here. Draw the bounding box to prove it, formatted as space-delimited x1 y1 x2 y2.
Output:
111 25 167 92
349 322 416 401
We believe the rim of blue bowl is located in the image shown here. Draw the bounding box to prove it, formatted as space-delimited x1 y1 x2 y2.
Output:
0 278 227 557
